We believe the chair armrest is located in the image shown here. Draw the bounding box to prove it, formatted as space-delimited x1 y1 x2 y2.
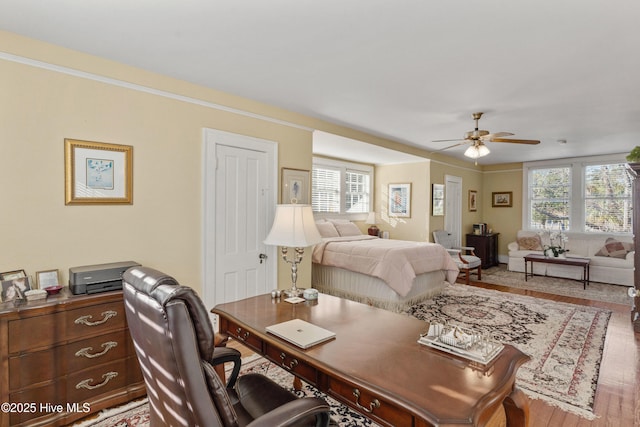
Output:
210 347 241 387
246 397 331 427
459 246 477 256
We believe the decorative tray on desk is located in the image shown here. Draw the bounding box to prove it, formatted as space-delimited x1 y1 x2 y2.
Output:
418 323 504 365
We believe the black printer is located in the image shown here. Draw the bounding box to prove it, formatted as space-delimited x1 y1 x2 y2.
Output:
69 261 140 295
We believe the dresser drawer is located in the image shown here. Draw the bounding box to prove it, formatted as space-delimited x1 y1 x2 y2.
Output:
264 343 318 385
225 320 263 353
67 356 140 403
327 376 411 427
8 381 64 425
8 301 125 353
65 301 126 341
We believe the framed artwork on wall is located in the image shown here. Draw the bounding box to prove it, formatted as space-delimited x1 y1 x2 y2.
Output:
432 184 444 216
65 139 133 205
281 168 310 204
389 183 412 217
492 191 513 207
469 190 477 212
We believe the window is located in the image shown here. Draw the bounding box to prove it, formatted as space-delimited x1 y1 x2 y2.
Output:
524 155 632 234
529 166 571 230
584 163 632 233
312 158 372 216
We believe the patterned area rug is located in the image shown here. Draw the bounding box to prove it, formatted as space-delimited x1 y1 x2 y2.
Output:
404 284 611 420
480 264 629 305
72 354 377 427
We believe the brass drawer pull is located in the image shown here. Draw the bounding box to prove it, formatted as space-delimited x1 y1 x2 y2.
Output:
353 388 380 413
75 371 118 390
235 327 250 341
75 310 117 326
75 341 118 358
279 352 298 371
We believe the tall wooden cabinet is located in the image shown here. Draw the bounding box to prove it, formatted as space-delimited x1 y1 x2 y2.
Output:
0 290 145 426
465 233 500 269
626 163 640 333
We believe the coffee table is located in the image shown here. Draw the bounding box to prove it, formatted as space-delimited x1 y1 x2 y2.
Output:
524 253 591 289
212 293 530 427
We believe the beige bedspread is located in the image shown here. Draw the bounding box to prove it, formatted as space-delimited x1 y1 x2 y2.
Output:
312 235 459 296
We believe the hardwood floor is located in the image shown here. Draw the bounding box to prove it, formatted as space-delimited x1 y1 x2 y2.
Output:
467 280 639 427
228 281 639 427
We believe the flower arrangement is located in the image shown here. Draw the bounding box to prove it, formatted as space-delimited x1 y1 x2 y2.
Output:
538 230 569 257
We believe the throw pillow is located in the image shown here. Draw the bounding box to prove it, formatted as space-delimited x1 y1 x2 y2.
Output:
334 222 362 237
316 221 340 238
595 237 632 259
517 236 543 251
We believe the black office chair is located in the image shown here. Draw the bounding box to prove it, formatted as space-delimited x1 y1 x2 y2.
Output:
123 266 332 426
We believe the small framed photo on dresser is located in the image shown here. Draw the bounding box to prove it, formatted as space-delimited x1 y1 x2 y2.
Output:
36 269 60 289
0 269 26 281
1 277 32 302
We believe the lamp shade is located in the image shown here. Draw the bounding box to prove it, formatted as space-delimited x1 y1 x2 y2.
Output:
264 204 322 247
366 212 377 225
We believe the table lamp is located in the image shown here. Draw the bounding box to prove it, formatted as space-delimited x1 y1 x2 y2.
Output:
366 212 379 236
264 204 322 297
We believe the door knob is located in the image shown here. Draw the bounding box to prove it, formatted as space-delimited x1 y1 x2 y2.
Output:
259 253 268 264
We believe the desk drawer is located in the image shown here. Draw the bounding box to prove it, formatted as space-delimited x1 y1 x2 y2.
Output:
264 343 318 385
327 377 411 427
224 320 263 353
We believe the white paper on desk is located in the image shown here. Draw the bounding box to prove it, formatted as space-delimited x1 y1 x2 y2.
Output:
284 296 305 304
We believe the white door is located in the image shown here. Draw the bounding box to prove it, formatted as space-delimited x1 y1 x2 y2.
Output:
203 129 277 310
444 175 462 246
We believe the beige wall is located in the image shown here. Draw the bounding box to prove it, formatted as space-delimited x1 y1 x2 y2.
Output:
375 162 431 241
482 164 524 256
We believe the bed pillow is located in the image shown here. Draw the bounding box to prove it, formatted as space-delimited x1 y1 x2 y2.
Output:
316 221 340 238
595 237 633 259
517 235 543 251
334 222 362 237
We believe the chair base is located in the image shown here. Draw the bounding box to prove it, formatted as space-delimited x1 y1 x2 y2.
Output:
459 265 482 285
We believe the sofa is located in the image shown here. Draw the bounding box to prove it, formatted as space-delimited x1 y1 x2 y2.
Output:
507 230 634 286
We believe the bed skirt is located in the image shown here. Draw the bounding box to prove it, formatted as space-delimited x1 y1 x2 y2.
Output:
312 264 447 312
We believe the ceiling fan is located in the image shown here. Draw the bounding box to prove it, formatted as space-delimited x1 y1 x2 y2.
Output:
432 112 540 162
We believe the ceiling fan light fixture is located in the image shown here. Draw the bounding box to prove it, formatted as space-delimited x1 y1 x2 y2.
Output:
464 144 490 159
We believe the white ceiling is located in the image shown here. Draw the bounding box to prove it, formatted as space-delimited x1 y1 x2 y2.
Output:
1 0 638 165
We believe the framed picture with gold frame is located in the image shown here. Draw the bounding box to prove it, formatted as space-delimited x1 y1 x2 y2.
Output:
492 191 513 207
281 168 310 204
65 139 133 205
469 190 477 212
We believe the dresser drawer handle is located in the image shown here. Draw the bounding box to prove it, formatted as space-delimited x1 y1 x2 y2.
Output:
75 341 118 358
279 352 299 370
235 327 250 341
353 388 380 413
75 371 118 390
75 310 117 326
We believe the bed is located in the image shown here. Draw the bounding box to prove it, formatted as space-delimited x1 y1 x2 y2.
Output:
311 221 459 312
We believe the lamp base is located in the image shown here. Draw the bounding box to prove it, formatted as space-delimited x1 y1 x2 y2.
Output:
284 287 303 297
367 225 379 236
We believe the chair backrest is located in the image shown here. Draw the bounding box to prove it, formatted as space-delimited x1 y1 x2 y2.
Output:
433 230 455 249
123 266 230 427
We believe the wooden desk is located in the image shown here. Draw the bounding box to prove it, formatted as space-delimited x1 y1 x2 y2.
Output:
212 293 530 427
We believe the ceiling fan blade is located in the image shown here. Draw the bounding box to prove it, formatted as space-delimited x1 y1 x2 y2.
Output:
432 138 465 143
479 132 514 140
490 138 540 145
430 142 468 153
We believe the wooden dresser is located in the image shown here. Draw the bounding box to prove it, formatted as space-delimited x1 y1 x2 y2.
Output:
0 289 146 427
465 233 500 269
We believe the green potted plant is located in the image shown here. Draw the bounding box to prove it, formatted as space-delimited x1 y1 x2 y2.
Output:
627 146 640 163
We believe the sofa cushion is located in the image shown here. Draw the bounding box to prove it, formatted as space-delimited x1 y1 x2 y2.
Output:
518 235 543 251
595 237 633 259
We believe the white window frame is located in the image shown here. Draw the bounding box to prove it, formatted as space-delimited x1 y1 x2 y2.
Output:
522 153 631 236
312 157 373 220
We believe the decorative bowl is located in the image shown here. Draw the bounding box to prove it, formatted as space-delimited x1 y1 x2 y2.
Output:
44 285 63 295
